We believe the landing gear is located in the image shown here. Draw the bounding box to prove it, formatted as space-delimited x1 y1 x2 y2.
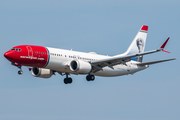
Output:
11 62 23 75
64 73 73 84
86 75 95 81
64 78 72 84
17 66 23 75
18 70 23 75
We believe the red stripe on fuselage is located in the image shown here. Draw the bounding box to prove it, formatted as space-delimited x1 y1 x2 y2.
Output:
4 45 49 68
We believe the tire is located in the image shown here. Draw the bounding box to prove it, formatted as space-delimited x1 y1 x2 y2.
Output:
90 75 95 81
86 75 91 81
18 70 23 75
68 78 72 84
64 78 68 84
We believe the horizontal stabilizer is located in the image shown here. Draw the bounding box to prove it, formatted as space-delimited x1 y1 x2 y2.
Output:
137 58 176 66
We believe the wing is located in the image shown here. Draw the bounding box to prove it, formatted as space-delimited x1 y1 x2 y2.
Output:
137 58 176 66
90 38 172 73
90 49 161 72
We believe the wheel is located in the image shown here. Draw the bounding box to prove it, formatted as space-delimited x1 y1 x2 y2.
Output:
18 70 23 75
86 75 95 81
86 75 91 81
64 78 68 84
64 78 73 84
68 78 72 84
90 75 95 81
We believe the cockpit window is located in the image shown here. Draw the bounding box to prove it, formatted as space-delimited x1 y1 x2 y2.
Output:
11 48 21 51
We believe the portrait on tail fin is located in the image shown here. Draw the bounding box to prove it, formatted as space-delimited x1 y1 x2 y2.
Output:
136 38 144 62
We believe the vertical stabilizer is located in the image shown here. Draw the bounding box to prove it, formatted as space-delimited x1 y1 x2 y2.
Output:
125 25 148 62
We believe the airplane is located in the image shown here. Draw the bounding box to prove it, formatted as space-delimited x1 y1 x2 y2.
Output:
4 25 176 84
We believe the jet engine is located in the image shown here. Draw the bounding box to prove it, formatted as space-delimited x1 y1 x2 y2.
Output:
70 60 92 74
31 67 53 78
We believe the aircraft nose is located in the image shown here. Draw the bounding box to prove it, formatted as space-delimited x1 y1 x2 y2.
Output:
4 51 9 58
4 51 14 61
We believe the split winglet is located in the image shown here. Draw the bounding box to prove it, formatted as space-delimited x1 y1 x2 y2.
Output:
160 37 170 53
161 50 170 53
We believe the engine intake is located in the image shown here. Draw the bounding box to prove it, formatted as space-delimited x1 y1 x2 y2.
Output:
70 60 92 74
31 67 53 78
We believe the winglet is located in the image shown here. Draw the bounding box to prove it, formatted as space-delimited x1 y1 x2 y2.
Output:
161 50 170 53
160 37 170 49
160 37 170 53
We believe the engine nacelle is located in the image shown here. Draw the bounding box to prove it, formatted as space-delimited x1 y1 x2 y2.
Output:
31 67 53 78
70 60 92 74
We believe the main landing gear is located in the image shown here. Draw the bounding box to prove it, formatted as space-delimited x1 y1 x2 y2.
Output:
86 74 95 81
62 73 95 84
64 73 72 84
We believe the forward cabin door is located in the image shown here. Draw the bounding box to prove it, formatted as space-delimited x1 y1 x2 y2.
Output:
26 46 33 58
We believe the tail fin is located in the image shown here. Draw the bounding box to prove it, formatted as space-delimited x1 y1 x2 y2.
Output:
125 25 148 62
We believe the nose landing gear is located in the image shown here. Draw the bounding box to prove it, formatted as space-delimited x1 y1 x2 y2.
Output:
11 62 23 75
18 70 23 75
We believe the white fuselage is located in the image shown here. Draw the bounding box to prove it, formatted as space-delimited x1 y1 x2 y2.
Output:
45 47 148 77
